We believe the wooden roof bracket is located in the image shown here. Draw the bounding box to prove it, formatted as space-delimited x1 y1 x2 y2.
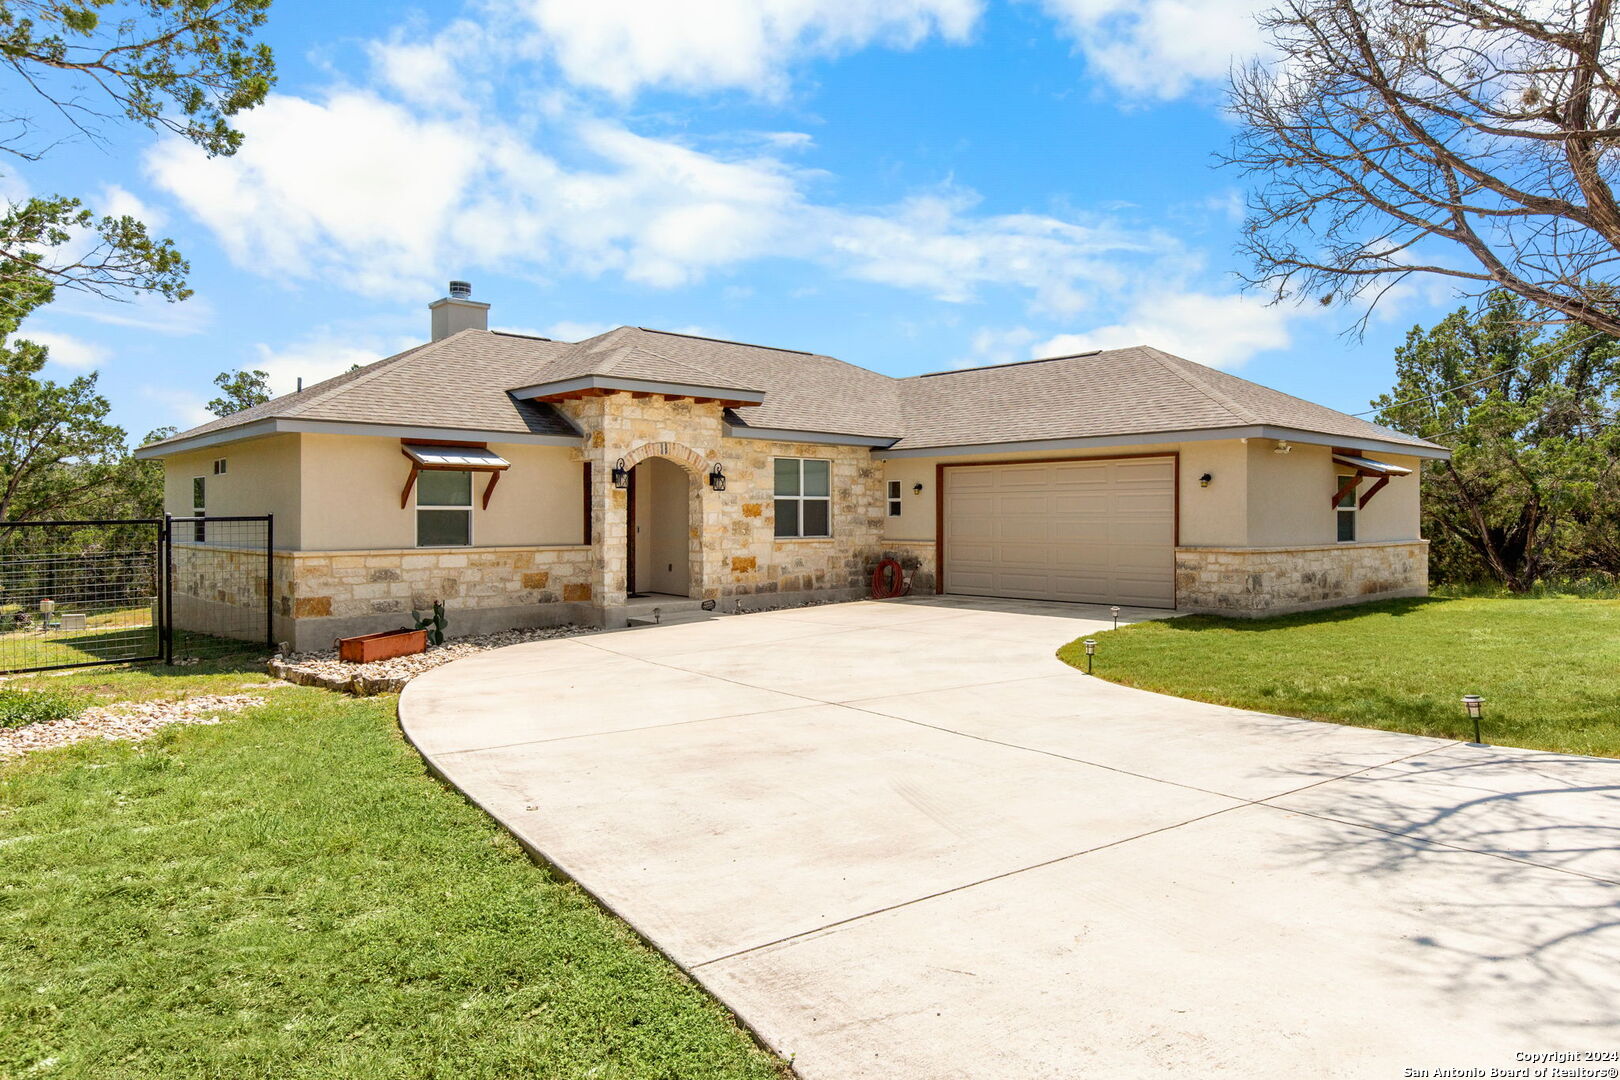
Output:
1358 474 1390 509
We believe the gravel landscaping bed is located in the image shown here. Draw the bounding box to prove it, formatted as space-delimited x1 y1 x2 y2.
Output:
0 694 267 762
269 624 595 695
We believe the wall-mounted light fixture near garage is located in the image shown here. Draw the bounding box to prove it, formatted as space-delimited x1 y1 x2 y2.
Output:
708 462 727 491
1462 694 1485 745
913 482 924 494
612 458 629 489
1199 473 1212 488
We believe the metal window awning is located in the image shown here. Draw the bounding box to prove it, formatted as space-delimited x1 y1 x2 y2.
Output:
401 441 510 510
402 444 510 470
1331 452 1413 509
1332 452 1413 477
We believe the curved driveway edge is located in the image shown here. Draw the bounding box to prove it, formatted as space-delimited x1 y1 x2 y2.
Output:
400 597 1620 1079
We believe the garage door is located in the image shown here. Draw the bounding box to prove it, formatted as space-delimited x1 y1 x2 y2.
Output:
942 457 1176 608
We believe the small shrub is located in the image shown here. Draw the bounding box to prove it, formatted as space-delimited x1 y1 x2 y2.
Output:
0 686 88 729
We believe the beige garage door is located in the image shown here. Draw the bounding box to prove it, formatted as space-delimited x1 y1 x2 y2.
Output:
942 457 1176 608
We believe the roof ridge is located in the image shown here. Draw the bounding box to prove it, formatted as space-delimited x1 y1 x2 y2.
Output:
637 326 815 356
1138 346 1259 426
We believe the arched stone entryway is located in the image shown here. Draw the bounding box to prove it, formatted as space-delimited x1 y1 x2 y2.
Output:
589 440 711 620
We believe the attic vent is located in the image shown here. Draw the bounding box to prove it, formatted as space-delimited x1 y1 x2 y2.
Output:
448 280 472 300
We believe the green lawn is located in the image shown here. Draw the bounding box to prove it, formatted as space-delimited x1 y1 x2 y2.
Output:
1 659 786 1079
1059 597 1620 758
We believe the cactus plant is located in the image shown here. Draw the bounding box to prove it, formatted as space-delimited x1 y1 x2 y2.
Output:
411 600 448 647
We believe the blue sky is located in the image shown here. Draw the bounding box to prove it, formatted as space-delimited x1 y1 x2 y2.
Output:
16 0 1462 442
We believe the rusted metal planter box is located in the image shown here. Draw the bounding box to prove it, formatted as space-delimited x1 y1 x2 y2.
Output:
336 628 427 664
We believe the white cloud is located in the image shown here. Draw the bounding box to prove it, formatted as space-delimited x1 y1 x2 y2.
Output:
249 331 419 396
148 91 1176 316
141 386 215 428
951 325 1038 368
50 290 212 336
1034 290 1295 369
517 0 981 98
98 184 166 229
24 330 110 370
145 92 486 297
1035 0 1269 98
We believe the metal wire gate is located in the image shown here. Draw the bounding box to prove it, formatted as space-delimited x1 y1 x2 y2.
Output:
0 515 273 673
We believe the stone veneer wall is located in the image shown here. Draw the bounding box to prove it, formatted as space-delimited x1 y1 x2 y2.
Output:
559 392 893 621
270 545 593 650
878 541 937 596
169 543 272 644
1175 540 1428 616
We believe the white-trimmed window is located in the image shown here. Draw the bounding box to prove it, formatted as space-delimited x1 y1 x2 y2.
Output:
191 476 206 542
417 469 472 547
774 458 831 538
1336 474 1357 542
212 458 227 475
887 481 902 517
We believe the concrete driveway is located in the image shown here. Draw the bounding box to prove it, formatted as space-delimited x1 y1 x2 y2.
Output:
399 597 1620 1079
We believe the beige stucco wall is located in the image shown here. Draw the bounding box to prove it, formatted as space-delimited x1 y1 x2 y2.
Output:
1244 442 1422 547
296 434 585 551
163 434 303 548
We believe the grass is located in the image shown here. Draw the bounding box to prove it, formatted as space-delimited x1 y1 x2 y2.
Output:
0 686 86 729
1058 596 1620 758
0 658 787 1080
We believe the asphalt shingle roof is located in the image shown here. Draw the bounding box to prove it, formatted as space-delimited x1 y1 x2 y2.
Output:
144 327 1443 455
142 331 580 449
889 346 1439 451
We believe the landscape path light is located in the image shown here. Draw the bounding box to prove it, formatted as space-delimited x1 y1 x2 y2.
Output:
1462 694 1485 745
1110 605 1120 630
1082 638 1096 675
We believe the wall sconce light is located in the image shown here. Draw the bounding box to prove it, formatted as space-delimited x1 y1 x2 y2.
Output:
611 458 629 489
708 462 727 491
912 482 924 494
1199 473 1212 488
1461 694 1485 745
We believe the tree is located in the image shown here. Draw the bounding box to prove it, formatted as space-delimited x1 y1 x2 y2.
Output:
1373 292 1620 589
1228 0 1620 336
207 368 269 417
0 0 275 304
0 334 130 526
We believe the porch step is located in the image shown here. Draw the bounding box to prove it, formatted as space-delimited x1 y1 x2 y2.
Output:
625 609 723 629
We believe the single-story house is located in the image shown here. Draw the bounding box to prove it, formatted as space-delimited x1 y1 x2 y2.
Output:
136 282 1449 649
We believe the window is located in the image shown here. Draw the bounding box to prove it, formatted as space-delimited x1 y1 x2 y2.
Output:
212 458 227 475
1336 474 1357 542
191 476 206 542
887 481 902 517
417 469 472 547
774 458 831 537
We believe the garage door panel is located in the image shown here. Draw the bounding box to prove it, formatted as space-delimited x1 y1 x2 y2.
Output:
944 458 1175 609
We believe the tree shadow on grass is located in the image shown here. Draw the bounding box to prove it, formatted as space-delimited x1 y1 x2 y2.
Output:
1143 596 1444 634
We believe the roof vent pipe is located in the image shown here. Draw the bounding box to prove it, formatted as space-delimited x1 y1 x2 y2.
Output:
429 280 490 341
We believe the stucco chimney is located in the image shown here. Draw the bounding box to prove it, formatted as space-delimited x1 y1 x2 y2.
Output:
428 280 489 340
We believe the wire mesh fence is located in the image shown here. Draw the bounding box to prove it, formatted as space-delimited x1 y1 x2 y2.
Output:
0 519 163 672
0 515 273 673
166 514 274 664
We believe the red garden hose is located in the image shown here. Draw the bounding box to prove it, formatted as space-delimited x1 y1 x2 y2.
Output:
870 558 908 599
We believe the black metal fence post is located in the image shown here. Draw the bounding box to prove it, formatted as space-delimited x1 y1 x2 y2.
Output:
265 513 275 650
162 513 174 665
